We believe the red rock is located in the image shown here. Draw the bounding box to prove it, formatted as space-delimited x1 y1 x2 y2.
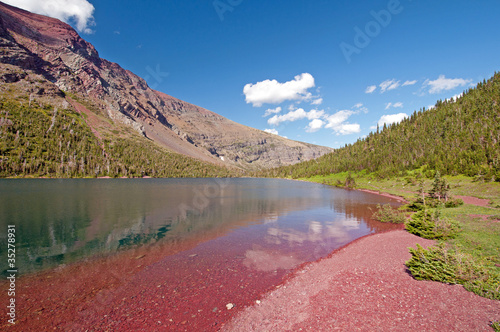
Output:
0 1 332 170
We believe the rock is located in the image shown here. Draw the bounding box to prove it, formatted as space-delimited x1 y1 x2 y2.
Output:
0 1 332 171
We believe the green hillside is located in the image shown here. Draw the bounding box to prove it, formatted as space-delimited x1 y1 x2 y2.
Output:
0 97 236 178
258 72 500 181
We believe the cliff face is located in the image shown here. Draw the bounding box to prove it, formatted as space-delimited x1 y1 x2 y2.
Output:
0 2 332 170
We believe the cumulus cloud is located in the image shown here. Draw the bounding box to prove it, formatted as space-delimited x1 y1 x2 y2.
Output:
263 107 282 117
379 79 400 93
268 108 306 126
377 113 408 127
402 80 417 86
267 108 324 126
365 85 376 94
335 123 361 135
424 75 472 94
267 107 359 135
243 73 315 107
306 109 325 120
264 128 279 135
324 110 360 135
306 119 325 133
324 110 354 128
4 0 96 34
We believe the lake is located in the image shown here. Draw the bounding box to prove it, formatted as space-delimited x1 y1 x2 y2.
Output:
0 178 401 329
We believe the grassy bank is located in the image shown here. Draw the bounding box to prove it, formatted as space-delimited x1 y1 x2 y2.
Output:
299 171 500 306
299 170 500 208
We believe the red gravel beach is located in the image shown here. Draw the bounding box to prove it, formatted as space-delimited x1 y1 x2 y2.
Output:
2 194 498 331
222 230 500 331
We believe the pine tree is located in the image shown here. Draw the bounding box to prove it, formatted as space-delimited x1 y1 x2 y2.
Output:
429 171 450 202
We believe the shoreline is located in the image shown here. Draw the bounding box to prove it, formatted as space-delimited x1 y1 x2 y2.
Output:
356 188 408 203
0 179 407 330
2 177 496 330
222 229 500 331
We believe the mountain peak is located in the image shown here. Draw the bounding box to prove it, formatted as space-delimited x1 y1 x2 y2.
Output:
0 1 332 173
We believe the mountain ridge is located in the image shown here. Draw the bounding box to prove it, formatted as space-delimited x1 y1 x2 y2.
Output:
0 1 332 174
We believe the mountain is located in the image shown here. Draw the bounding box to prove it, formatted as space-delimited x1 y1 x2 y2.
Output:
0 1 331 177
258 73 500 181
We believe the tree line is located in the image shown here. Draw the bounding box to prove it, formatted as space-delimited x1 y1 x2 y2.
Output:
0 98 236 178
257 72 500 181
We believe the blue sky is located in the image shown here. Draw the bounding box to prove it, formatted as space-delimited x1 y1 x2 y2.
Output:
7 0 500 148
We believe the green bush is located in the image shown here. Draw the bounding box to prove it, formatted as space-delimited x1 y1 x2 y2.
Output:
403 199 425 212
405 197 463 211
371 204 407 224
406 244 500 300
491 321 500 332
405 210 460 240
444 198 464 208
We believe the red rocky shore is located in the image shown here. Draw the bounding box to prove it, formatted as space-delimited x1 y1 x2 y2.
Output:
222 230 500 331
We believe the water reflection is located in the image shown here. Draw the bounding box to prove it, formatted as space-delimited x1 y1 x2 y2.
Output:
0 178 399 275
243 247 301 272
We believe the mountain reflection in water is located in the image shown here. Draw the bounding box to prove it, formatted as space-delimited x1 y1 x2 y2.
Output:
0 178 400 275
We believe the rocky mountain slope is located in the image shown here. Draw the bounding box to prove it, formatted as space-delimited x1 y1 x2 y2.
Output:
0 1 331 172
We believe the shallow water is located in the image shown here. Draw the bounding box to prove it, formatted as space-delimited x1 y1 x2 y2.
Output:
0 178 404 329
0 178 400 275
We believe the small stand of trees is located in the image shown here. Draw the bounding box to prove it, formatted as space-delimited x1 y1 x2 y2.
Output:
407 172 463 211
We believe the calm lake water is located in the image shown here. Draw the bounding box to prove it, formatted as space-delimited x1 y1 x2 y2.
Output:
0 178 400 276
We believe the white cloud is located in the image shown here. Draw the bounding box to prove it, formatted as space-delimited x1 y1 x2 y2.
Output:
365 85 377 94
377 113 408 127
4 0 96 34
306 109 325 120
306 119 325 133
385 102 403 110
265 104 361 136
264 128 279 135
424 75 472 94
379 79 400 93
267 108 324 126
353 103 368 113
311 98 323 105
324 110 361 135
268 108 306 126
336 123 361 135
402 80 417 86
263 107 282 117
325 110 354 128
243 73 315 107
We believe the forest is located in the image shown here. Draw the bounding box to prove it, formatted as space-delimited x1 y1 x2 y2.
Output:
1 72 499 180
257 72 500 181
0 98 236 178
